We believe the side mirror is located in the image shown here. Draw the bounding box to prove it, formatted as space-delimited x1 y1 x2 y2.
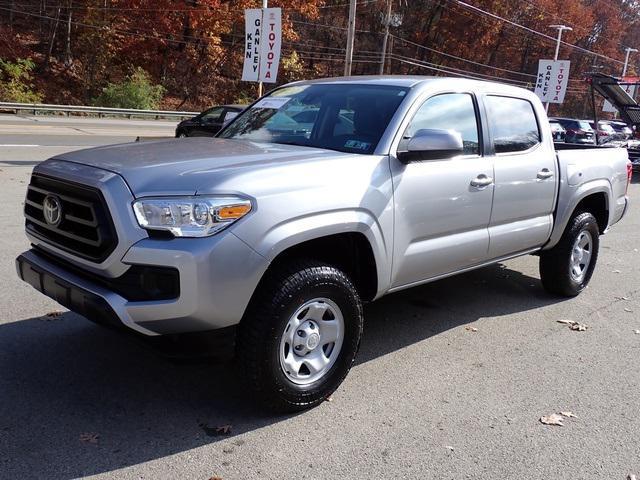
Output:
397 128 464 163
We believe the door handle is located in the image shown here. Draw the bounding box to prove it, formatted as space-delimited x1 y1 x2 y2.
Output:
470 174 494 188
537 168 554 180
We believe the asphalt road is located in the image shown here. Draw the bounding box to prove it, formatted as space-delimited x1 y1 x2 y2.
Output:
0 113 177 166
0 116 639 480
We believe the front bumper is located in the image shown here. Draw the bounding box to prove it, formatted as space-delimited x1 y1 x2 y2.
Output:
16 232 269 337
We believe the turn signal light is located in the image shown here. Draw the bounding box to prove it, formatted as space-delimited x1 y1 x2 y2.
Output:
218 204 252 220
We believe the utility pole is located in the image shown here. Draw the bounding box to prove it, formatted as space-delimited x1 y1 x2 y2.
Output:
344 0 357 76
379 0 393 75
64 1 72 67
546 24 572 113
257 0 267 98
622 47 637 77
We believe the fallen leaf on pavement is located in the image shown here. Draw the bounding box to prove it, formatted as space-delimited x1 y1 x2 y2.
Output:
613 269 621 273
465 326 478 332
201 423 232 437
208 477 223 480
557 319 588 331
44 311 64 319
627 475 637 480
624 308 633 313
444 445 454 451
615 296 630 301
634 330 640 335
570 322 588 331
79 432 99 444
560 411 577 418
540 414 564 426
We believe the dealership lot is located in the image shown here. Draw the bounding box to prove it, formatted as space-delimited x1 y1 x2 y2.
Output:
1 116 639 479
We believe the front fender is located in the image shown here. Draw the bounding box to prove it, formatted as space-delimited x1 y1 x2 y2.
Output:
236 208 392 299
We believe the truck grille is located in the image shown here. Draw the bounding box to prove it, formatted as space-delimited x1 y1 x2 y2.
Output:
24 174 118 262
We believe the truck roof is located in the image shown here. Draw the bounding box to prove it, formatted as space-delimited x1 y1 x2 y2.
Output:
293 75 535 98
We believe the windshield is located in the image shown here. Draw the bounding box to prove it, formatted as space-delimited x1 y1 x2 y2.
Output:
218 84 409 154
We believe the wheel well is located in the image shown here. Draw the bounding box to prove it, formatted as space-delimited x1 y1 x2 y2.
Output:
267 233 378 301
574 193 608 233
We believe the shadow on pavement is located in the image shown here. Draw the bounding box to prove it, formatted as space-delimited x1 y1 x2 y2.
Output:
0 262 561 478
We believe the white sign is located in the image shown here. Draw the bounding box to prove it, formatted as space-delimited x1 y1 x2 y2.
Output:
259 8 282 83
242 8 281 84
242 9 262 82
603 84 636 113
534 59 571 104
253 97 290 109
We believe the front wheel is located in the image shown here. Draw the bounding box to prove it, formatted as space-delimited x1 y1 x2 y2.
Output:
539 211 600 297
237 260 363 412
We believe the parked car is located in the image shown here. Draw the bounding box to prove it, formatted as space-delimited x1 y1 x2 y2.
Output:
17 77 631 411
551 117 596 144
588 121 617 144
175 105 244 137
549 119 566 142
601 120 633 141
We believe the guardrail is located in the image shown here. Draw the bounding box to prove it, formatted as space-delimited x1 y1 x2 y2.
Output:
0 102 198 119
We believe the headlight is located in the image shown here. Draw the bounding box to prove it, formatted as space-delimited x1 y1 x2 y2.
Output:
132 196 252 237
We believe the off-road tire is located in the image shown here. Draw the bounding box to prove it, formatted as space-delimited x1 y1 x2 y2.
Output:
237 260 363 412
539 211 600 297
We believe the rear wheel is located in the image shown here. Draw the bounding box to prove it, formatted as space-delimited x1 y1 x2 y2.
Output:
539 211 600 297
237 260 363 412
177 131 188 138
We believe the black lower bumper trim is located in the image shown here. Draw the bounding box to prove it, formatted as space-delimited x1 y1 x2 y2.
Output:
16 252 124 330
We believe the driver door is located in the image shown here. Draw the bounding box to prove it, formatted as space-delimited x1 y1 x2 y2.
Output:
390 92 494 288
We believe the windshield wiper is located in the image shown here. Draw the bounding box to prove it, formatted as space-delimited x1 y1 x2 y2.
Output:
273 140 311 147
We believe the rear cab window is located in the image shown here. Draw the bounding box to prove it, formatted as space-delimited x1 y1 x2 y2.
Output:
485 96 541 153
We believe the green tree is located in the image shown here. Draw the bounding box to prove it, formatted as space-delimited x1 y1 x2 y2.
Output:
94 67 165 109
0 58 44 103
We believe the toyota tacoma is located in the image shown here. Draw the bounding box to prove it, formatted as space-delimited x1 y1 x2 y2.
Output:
16 77 632 411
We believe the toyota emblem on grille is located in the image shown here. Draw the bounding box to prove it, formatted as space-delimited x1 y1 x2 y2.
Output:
43 195 63 226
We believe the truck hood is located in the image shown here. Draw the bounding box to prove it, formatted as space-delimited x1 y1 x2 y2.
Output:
52 138 355 196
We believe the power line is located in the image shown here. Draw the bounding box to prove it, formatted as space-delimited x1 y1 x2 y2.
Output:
392 55 588 93
451 0 625 66
390 34 536 79
390 52 529 85
0 6 236 47
0 0 379 11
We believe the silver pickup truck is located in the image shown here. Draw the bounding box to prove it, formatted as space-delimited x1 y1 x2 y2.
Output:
16 77 631 411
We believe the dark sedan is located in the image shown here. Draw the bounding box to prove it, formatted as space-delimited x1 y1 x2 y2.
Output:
175 105 245 137
550 118 596 145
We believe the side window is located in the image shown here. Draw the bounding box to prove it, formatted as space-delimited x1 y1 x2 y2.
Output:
201 107 224 122
403 93 480 155
485 96 540 153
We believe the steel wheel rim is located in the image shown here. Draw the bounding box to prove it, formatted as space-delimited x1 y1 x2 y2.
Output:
279 298 345 385
569 230 593 283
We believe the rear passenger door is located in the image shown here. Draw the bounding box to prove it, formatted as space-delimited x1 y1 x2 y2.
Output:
483 95 557 258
